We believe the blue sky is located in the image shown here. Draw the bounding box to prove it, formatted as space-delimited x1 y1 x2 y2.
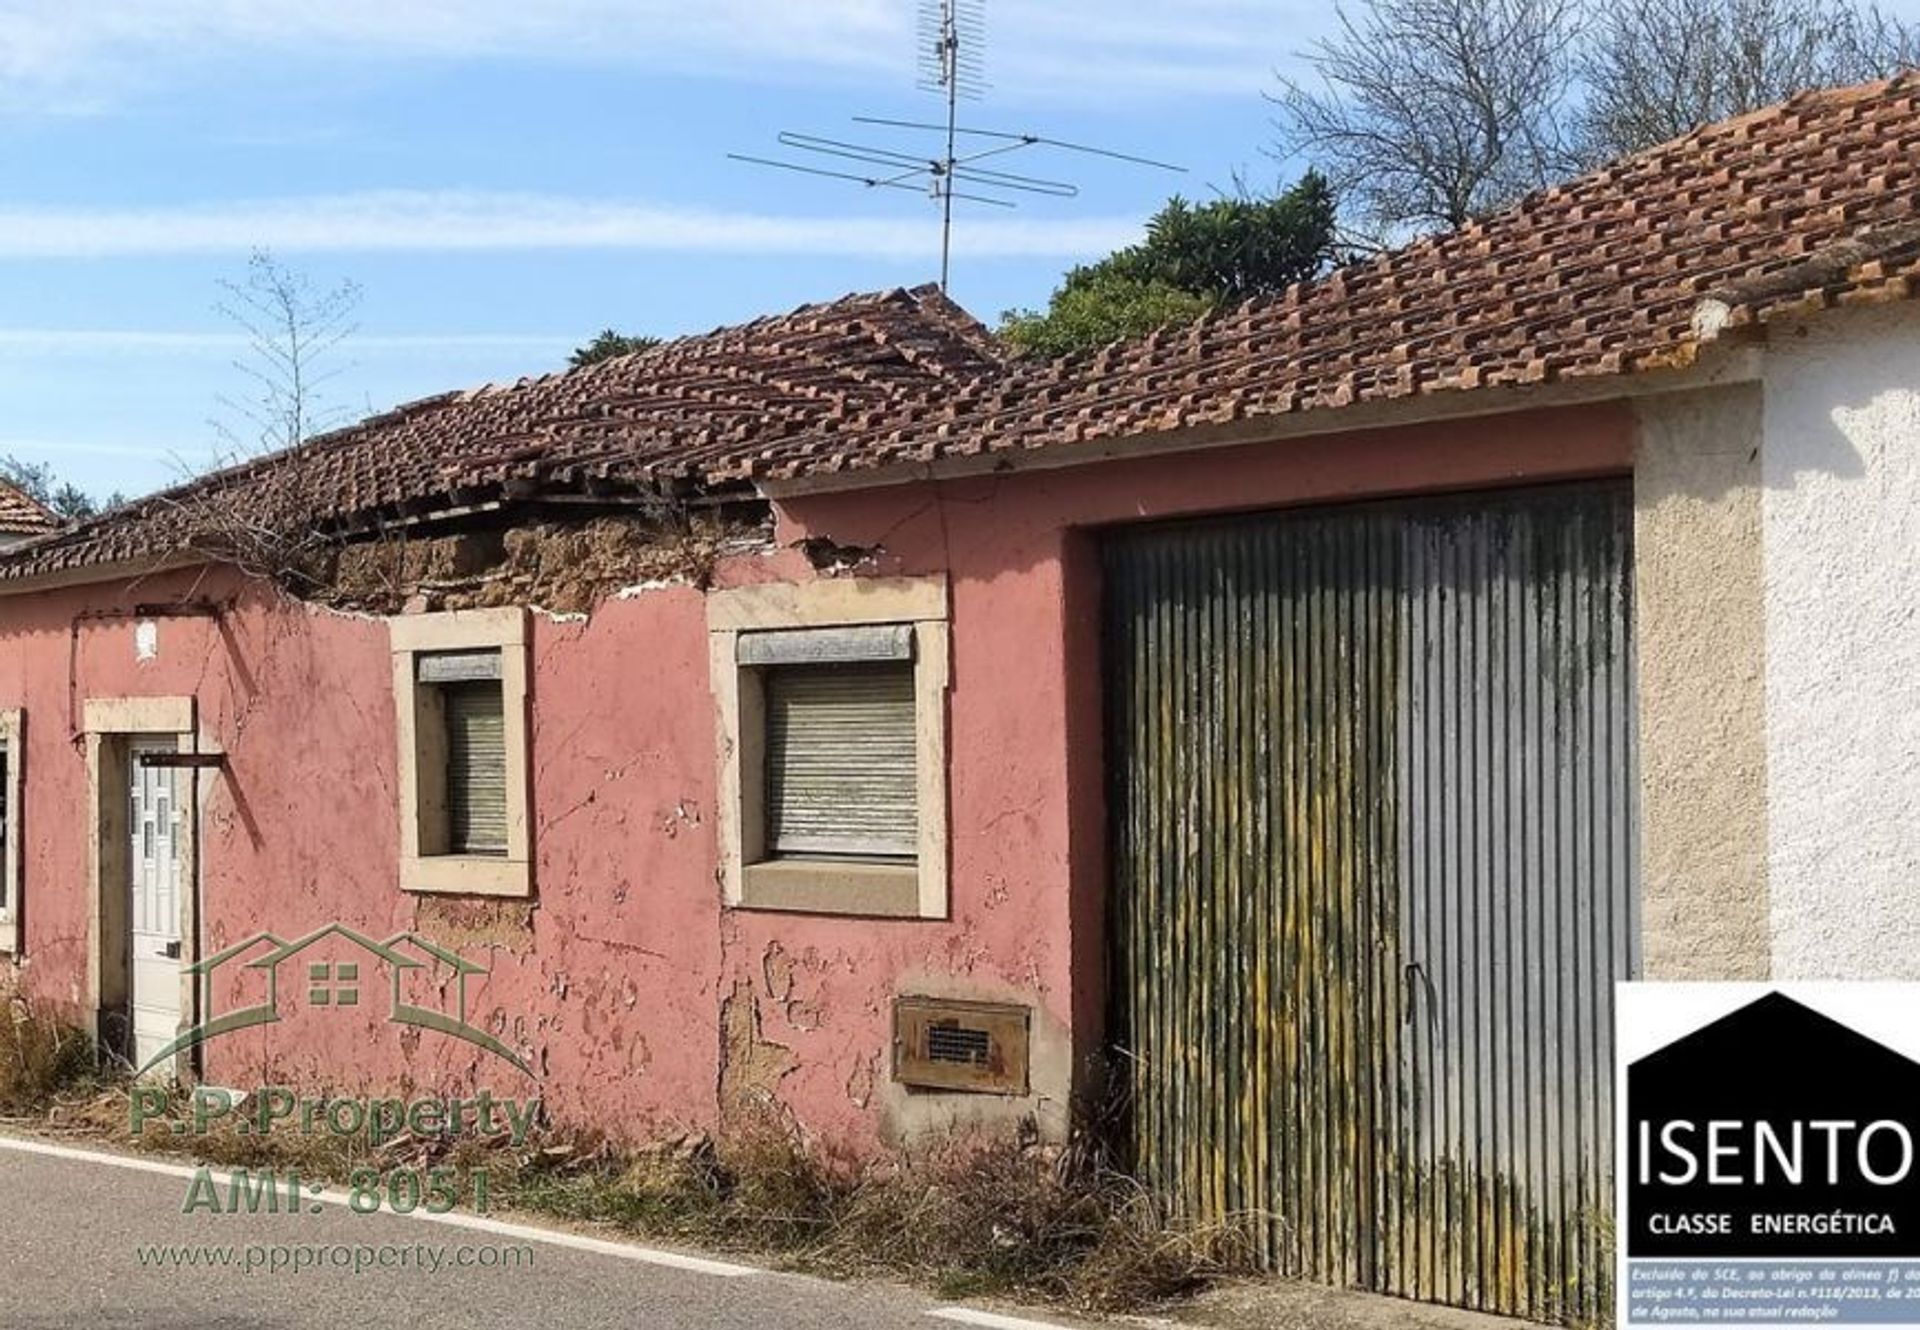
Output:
5 1 1917 502
0 0 1315 500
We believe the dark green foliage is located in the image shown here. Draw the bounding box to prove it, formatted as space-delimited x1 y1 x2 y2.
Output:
570 330 664 368
1000 173 1337 357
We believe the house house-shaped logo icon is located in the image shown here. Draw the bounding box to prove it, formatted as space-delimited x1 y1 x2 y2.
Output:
138 922 531 1076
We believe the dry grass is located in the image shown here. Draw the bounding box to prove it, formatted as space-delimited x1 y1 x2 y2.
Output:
504 1118 1254 1312
0 1000 1248 1315
0 996 98 1115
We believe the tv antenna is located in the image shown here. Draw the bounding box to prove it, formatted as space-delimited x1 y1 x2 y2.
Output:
729 0 1184 291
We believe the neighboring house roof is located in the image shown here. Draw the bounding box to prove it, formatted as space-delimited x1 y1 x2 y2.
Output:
0 479 60 537
2 76 1917 584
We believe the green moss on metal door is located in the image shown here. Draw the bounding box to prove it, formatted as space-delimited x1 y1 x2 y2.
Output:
1104 482 1637 1325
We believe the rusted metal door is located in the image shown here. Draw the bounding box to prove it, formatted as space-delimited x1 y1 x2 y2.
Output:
1104 482 1637 1325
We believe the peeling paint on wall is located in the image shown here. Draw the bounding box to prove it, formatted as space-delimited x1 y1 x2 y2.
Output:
0 401 1638 1162
718 977 796 1128
412 896 536 954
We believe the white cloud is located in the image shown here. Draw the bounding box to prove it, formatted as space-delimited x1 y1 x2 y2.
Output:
0 1 1298 111
0 329 575 355
0 436 190 461
0 189 1142 259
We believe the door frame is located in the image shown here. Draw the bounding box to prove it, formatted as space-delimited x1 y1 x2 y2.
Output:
83 696 200 1075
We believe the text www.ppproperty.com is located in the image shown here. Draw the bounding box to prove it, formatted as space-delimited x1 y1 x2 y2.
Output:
135 1242 535 1275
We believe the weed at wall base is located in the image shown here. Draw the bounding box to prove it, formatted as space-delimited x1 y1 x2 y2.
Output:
9 1056 1254 1315
0 994 98 1115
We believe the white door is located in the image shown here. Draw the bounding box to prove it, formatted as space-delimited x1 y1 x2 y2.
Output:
128 742 182 1070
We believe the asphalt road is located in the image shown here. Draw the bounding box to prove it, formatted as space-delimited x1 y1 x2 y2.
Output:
0 1136 1093 1330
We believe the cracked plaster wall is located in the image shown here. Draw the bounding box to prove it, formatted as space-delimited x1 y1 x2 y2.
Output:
0 401 1636 1151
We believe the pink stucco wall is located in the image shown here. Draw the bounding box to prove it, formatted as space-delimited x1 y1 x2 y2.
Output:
0 404 1632 1149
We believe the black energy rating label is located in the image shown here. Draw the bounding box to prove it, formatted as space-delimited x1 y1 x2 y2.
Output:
1619 984 1920 1327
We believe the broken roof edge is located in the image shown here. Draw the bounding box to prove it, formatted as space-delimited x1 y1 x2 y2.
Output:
1694 219 1920 340
6 74 1919 577
0 283 987 584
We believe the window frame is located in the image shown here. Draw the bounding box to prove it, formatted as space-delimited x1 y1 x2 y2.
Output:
389 608 531 897
0 708 20 952
708 577 949 920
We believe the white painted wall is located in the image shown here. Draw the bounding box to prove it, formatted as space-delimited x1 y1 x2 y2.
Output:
1763 305 1920 977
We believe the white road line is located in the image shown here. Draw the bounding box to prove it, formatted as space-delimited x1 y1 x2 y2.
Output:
926 1307 1078 1330
0 1132 762 1278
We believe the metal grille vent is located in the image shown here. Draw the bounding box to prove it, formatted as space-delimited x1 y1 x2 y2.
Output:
926 1023 991 1066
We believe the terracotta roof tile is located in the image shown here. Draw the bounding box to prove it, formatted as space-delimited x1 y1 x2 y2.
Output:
0 285 1002 578
734 75 1917 484
5 77 1920 582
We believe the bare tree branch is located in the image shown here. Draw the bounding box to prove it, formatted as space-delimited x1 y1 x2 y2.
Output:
209 248 361 463
1577 0 1917 161
1272 0 1913 238
1268 0 1585 238
169 250 365 592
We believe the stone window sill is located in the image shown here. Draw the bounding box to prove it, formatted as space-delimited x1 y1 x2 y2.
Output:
401 855 531 898
736 859 922 918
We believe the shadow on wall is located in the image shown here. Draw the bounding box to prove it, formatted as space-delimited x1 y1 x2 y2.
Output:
1761 307 1920 493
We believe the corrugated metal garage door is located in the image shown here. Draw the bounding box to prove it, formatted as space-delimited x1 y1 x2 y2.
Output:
1103 482 1637 1325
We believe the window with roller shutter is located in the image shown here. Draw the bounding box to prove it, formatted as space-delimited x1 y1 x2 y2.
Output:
391 608 530 897
415 647 509 859
764 663 917 861
707 577 949 919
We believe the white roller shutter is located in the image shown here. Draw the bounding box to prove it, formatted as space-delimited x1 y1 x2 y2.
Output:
442 681 507 856
766 663 917 859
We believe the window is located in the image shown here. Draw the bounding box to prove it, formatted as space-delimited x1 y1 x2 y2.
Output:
708 578 949 919
0 708 19 952
390 610 529 897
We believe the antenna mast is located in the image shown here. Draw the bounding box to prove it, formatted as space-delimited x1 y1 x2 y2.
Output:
926 0 978 290
729 0 1182 291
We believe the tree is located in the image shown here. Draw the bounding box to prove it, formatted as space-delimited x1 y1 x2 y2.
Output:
570 330 662 367
0 455 121 521
1578 0 1918 160
1000 274 1215 360
159 251 362 588
1269 0 1583 239
1273 0 1916 240
212 249 361 459
1000 176 1339 357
